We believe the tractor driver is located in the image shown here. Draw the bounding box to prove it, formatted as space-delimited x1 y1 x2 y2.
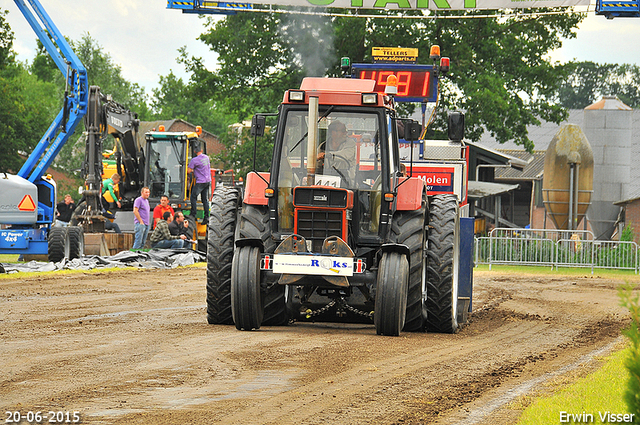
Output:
317 121 356 186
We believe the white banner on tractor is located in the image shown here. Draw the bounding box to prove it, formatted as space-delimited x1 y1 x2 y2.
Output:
272 254 354 276
243 0 590 10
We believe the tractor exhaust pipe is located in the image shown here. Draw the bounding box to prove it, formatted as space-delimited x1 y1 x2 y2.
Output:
306 96 319 185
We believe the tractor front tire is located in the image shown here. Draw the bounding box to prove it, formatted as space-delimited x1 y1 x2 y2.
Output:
374 251 409 336
231 246 264 330
236 204 289 326
426 194 460 334
206 187 239 325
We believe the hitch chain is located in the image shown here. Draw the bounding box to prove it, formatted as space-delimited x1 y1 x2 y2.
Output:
303 298 374 319
304 300 336 318
338 297 374 319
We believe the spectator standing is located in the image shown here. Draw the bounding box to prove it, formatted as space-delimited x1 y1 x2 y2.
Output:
55 194 76 227
169 211 190 238
187 144 211 224
153 195 175 229
150 211 187 249
102 173 122 210
132 187 151 250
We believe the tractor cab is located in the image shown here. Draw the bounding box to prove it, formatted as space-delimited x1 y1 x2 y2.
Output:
143 129 204 206
269 78 411 252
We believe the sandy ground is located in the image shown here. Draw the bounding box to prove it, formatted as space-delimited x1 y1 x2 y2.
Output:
0 267 635 425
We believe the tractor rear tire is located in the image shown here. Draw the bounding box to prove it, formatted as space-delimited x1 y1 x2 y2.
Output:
426 194 460 334
391 204 428 332
67 226 84 260
374 251 409 336
48 227 69 263
231 246 264 330
206 187 239 325
236 204 289 326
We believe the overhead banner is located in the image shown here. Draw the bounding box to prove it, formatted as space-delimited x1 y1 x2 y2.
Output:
239 0 589 10
168 0 589 12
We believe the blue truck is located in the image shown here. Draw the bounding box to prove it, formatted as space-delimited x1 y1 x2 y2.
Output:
0 0 88 262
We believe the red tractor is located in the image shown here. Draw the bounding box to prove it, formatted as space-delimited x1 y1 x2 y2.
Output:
206 56 473 336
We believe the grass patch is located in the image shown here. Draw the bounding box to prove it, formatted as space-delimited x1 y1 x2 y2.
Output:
516 346 635 424
475 264 640 283
0 254 21 263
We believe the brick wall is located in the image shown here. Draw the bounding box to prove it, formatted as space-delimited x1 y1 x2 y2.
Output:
625 200 640 244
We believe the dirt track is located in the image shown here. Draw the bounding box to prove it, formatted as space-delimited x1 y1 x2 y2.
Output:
0 267 635 425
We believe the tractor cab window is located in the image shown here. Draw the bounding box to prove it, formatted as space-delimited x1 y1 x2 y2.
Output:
147 138 185 199
277 110 382 236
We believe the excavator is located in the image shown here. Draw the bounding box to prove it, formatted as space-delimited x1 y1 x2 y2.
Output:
75 88 211 249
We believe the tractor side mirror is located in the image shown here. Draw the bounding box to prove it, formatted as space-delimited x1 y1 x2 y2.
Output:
251 115 266 137
404 120 422 142
448 112 465 142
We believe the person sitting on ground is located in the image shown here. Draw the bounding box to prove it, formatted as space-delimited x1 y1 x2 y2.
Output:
150 211 187 249
152 195 175 229
169 211 190 238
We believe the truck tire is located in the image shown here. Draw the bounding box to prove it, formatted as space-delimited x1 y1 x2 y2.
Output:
67 226 84 260
232 246 264 330
374 251 409 336
206 187 239 325
48 227 69 263
236 204 289 326
391 205 428 332
426 194 460 334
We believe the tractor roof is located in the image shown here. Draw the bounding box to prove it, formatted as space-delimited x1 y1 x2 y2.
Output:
283 77 384 107
300 77 376 92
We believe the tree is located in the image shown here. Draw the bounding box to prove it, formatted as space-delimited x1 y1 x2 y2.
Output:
185 11 335 120
185 9 584 156
151 69 234 136
559 61 640 109
0 9 60 173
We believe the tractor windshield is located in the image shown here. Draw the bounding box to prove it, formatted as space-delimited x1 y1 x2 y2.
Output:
277 109 383 236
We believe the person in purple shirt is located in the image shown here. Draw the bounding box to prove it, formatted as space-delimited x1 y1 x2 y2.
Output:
187 144 212 225
132 186 151 250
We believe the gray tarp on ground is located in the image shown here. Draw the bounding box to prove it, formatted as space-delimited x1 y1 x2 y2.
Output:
0 249 206 274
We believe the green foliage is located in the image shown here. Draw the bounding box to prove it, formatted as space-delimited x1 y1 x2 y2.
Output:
622 225 636 243
214 125 274 180
619 285 640 421
0 11 60 173
184 11 331 120
559 62 640 109
0 9 14 69
151 70 235 135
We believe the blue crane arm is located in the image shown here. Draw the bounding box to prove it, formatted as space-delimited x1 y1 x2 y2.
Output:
14 0 88 183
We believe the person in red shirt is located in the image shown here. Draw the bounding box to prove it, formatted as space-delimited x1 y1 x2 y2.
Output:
153 195 175 229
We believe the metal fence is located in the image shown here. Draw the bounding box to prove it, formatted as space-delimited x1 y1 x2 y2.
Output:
475 228 639 274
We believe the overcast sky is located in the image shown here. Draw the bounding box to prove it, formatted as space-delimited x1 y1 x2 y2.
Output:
1 0 639 97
